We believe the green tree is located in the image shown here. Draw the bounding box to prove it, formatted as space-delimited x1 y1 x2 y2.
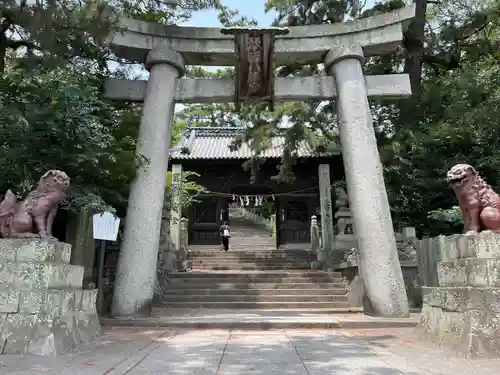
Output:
0 0 222 215
0 64 141 215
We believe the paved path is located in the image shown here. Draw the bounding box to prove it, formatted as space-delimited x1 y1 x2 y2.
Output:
1 327 500 374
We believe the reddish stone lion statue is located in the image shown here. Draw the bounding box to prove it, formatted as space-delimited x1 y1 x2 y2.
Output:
0 170 70 239
447 164 500 235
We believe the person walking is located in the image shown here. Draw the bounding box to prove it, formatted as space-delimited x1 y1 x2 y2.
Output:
219 220 230 251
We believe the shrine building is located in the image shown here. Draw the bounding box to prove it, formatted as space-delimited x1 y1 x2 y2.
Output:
169 126 343 248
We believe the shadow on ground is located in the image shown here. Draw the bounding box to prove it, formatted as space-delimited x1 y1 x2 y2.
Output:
3 327 500 375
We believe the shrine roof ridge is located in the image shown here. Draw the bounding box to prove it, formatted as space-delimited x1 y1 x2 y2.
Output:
183 126 245 138
170 126 340 161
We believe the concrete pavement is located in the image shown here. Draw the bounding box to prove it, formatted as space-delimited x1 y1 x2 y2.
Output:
1 327 500 375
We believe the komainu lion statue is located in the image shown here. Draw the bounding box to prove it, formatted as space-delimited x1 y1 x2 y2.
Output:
447 164 500 235
0 170 70 239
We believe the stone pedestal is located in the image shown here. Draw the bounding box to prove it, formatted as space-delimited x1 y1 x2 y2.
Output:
0 239 100 356
415 231 500 357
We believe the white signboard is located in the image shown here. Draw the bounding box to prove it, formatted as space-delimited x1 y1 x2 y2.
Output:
92 212 120 241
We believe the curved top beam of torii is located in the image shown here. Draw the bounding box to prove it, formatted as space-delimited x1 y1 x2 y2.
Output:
109 5 415 66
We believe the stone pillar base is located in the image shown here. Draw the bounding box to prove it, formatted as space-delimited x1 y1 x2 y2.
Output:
416 286 500 357
0 239 101 355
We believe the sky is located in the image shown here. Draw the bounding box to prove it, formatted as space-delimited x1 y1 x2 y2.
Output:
180 0 381 28
181 0 277 28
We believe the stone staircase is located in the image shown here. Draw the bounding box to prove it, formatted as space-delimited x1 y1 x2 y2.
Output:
157 209 352 311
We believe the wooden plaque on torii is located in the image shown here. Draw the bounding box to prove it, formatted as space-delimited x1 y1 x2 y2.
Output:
220 27 289 112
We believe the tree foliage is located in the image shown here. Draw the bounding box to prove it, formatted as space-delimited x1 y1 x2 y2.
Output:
0 0 221 215
0 60 141 214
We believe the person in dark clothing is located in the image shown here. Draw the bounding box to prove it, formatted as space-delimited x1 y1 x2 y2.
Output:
219 221 230 251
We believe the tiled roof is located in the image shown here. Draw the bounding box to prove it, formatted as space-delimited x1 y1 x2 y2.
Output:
170 127 339 160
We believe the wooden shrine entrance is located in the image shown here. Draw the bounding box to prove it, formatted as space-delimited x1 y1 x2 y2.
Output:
169 127 344 249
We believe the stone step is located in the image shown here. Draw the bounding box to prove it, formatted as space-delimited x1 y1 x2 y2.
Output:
190 253 316 258
188 252 314 258
101 309 424 330
171 278 344 286
191 247 282 252
223 242 277 246
170 270 341 278
191 265 314 271
0 261 83 290
0 239 71 264
190 263 316 269
163 288 346 296
169 272 341 282
160 301 351 309
167 282 346 290
160 294 348 303
190 260 316 266
189 251 317 259
187 248 308 252
190 263 313 268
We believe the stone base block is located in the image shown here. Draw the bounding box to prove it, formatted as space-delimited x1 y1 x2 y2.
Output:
415 286 500 357
420 231 500 264
0 239 71 264
0 289 101 355
438 258 500 287
0 261 84 290
0 239 101 356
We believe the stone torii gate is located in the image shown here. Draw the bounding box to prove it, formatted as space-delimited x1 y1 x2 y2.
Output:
105 6 415 318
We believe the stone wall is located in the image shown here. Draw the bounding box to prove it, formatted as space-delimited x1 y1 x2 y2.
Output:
0 239 100 355
415 231 500 357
